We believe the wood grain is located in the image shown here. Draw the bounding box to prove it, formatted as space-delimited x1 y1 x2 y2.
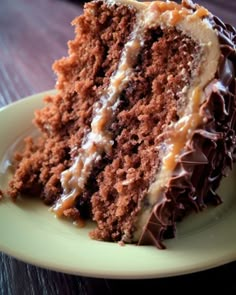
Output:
0 0 236 294
0 0 82 107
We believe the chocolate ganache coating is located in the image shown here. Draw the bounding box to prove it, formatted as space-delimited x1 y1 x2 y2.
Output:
138 16 236 249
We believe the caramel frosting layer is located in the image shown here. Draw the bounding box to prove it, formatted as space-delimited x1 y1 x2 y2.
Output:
138 15 236 248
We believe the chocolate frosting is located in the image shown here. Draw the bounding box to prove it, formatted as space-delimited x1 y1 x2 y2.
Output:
138 15 236 248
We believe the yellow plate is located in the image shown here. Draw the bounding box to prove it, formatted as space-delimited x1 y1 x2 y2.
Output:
0 91 236 279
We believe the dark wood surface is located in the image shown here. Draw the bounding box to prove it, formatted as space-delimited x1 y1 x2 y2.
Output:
0 0 236 294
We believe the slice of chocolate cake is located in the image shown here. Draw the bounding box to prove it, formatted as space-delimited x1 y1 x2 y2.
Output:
8 0 236 248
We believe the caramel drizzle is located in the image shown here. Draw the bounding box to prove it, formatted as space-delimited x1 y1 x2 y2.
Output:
148 1 208 25
148 87 203 202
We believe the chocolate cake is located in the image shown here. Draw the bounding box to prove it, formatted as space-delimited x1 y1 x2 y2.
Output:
8 0 236 248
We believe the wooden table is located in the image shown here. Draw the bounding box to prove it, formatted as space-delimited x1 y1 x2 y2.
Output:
0 0 236 294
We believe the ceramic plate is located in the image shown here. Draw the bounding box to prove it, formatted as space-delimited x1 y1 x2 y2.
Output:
0 91 236 279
